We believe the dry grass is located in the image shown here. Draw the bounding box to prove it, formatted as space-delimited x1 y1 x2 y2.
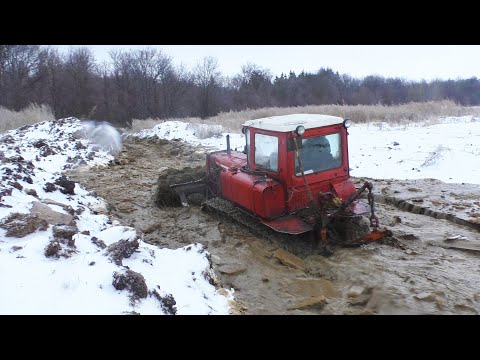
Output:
0 104 55 133
129 100 480 134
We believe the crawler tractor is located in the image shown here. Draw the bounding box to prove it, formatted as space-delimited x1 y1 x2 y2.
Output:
165 114 390 247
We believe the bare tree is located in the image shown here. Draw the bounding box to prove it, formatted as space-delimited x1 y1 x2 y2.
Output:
0 45 40 109
133 47 172 118
63 47 97 117
193 56 222 118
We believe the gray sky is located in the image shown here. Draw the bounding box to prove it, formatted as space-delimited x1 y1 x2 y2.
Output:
55 45 480 81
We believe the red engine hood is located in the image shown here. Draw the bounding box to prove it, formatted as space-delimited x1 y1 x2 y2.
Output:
210 151 247 169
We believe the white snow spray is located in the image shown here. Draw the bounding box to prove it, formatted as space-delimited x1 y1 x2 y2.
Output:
81 120 123 155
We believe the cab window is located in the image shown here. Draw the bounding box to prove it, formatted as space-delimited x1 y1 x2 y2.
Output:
295 133 342 175
255 133 278 172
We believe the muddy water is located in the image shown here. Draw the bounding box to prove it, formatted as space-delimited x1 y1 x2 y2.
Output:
69 139 480 314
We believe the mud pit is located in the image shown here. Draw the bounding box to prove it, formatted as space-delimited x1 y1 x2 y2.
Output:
69 138 480 314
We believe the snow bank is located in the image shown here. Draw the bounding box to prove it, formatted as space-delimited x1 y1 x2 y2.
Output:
0 118 232 315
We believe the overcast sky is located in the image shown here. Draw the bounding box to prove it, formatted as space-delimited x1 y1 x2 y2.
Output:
55 45 480 81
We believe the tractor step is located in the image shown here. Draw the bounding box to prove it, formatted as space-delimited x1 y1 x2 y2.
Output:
261 215 313 235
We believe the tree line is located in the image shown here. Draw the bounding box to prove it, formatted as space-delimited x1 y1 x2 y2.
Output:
1 45 480 127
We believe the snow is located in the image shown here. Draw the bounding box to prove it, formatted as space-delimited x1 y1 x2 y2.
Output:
129 120 246 151
348 116 480 184
0 118 232 315
130 115 480 185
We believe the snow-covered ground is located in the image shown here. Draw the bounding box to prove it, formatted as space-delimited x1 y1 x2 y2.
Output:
348 116 480 185
0 118 232 315
131 115 480 185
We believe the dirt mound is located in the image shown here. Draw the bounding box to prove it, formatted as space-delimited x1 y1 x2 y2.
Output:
151 288 177 314
154 166 206 207
112 270 148 304
54 175 76 195
0 212 48 238
44 223 79 258
52 224 78 245
106 238 140 265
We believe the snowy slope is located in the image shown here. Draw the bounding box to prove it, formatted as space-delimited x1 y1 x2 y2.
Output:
0 118 232 315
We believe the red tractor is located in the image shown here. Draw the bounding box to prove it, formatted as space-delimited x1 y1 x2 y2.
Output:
168 114 390 246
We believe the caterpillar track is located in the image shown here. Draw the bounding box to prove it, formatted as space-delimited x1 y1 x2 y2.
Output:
202 197 336 257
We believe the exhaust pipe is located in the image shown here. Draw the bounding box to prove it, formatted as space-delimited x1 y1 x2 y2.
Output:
226 134 231 155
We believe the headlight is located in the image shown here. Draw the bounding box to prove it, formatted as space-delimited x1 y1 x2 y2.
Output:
295 125 305 136
343 119 352 128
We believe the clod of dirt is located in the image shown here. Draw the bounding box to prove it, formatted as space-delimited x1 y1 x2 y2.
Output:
272 248 305 271
43 182 57 192
112 270 148 303
9 181 23 190
414 292 436 302
75 141 86 150
151 289 177 315
54 175 76 195
0 135 15 144
399 233 418 241
287 296 327 311
348 285 366 297
90 203 108 215
33 140 47 148
25 188 38 197
0 212 48 238
75 206 85 215
11 246 23 252
154 166 206 207
40 145 56 157
218 263 247 276
91 236 107 249
52 224 78 246
44 240 61 257
348 294 371 307
106 238 139 265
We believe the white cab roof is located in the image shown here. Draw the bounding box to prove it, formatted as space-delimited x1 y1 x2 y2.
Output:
242 114 344 132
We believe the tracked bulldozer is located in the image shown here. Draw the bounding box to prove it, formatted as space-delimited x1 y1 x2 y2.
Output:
158 114 391 248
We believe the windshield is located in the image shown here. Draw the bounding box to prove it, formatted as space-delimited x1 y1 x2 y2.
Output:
295 133 342 175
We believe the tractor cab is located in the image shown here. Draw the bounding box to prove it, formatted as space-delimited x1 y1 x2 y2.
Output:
241 114 356 213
